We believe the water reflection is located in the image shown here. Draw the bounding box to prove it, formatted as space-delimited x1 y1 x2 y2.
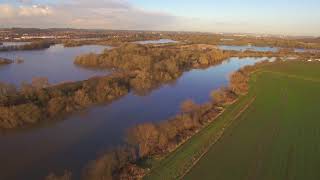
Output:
135 39 178 44
0 57 269 180
0 41 31 47
219 45 320 53
0 44 110 86
218 45 278 52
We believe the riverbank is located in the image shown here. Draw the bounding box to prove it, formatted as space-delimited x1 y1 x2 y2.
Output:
145 88 257 180
144 60 284 179
185 61 320 179
0 57 268 180
0 43 231 129
1 42 318 179
1 42 318 129
78 60 276 180
145 60 320 179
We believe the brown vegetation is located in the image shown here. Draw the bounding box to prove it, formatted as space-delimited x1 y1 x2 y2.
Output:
0 44 231 129
0 74 131 129
229 71 249 95
79 58 277 180
45 171 72 180
2 42 317 130
0 57 13 65
3 42 315 130
168 33 320 50
210 87 237 105
75 43 230 70
75 43 230 94
63 40 88 47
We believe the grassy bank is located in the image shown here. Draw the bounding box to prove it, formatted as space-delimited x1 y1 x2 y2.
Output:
144 72 257 179
185 61 320 180
145 61 320 180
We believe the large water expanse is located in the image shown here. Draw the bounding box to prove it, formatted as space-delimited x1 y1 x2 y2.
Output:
0 41 31 47
218 45 278 52
0 44 110 86
0 55 271 179
218 45 319 53
135 39 178 44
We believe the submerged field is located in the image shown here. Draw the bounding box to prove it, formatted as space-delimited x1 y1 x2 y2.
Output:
146 61 320 180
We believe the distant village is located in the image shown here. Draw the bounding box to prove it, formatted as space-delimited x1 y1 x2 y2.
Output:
0 28 168 42
0 28 293 43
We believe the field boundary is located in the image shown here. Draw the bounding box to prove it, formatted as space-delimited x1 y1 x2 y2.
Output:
183 62 320 179
180 96 256 179
145 93 257 179
145 65 269 179
261 70 320 83
145 108 228 178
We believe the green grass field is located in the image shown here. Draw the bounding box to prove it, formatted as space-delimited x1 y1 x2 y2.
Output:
185 61 320 180
145 61 320 180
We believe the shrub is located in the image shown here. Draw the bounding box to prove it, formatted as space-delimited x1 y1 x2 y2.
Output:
229 71 249 95
180 99 199 113
45 171 72 180
127 123 159 157
211 87 237 105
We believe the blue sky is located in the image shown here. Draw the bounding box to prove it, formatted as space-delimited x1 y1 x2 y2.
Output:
0 0 319 36
131 0 320 24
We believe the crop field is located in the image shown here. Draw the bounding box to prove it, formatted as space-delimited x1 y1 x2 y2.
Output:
185 61 320 180
146 61 320 180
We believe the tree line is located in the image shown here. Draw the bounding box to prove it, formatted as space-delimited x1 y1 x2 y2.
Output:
0 74 132 129
2 42 314 129
167 33 320 50
0 40 55 52
1 42 316 129
78 59 277 180
0 44 232 129
75 43 230 94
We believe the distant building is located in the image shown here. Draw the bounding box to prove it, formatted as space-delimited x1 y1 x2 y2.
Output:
221 38 234 41
21 35 56 39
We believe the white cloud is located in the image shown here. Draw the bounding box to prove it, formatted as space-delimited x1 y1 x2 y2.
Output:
0 4 16 18
0 0 181 30
0 4 52 18
18 5 52 16
1 0 318 36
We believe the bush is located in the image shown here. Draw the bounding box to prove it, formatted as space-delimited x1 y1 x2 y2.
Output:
180 99 199 113
127 123 159 157
0 74 131 129
13 103 42 124
45 171 72 180
211 87 237 105
229 71 249 95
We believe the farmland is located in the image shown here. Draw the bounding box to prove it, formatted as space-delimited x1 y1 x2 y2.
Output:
146 61 320 180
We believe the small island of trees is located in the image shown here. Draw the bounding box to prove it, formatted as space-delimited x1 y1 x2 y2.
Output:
0 40 55 52
1 43 319 130
81 59 275 180
0 57 13 65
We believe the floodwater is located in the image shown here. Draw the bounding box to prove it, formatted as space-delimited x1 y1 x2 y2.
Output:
219 45 320 53
0 44 110 86
135 39 178 44
0 56 271 180
218 45 278 52
0 41 31 47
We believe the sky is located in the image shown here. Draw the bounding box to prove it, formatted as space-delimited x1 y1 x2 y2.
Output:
0 0 319 36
